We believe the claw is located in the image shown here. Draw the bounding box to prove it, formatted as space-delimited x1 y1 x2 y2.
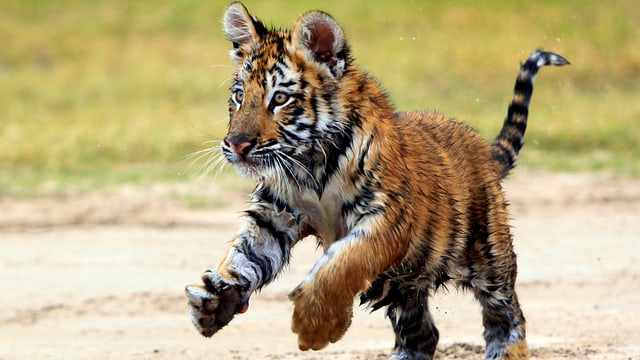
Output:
185 285 219 311
185 270 249 338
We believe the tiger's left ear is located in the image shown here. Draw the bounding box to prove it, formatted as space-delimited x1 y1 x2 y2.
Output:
293 11 349 79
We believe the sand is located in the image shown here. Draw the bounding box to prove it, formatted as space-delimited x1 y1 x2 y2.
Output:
1 172 639 359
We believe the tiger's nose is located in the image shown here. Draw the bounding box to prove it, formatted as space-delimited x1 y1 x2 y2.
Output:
227 135 256 156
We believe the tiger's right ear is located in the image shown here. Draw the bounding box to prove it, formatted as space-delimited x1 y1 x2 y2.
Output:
223 2 266 61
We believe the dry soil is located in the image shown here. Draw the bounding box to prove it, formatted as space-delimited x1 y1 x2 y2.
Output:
1 172 639 359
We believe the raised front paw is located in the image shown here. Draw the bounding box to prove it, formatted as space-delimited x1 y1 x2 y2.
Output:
185 269 249 337
288 283 353 351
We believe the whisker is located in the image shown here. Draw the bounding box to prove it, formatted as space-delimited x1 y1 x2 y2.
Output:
184 147 216 163
217 78 232 89
276 155 296 194
201 139 223 147
316 139 328 164
277 149 319 189
275 153 301 190
197 152 228 183
183 140 222 159
184 148 217 170
182 140 229 183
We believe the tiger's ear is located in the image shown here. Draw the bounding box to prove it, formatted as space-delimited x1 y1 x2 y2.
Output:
223 2 266 61
293 11 349 78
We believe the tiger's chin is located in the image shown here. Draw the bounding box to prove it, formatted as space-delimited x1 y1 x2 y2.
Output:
231 162 262 179
223 154 263 179
229 154 299 182
231 162 282 181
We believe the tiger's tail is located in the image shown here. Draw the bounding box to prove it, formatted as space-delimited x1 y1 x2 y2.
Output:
491 50 569 178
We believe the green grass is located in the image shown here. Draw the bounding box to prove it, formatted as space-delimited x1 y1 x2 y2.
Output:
1 0 638 195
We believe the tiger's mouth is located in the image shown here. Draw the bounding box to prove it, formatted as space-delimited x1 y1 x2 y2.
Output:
223 151 263 178
223 143 289 179
222 135 315 181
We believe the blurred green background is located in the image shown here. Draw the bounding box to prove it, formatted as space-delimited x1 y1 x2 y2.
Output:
1 0 638 195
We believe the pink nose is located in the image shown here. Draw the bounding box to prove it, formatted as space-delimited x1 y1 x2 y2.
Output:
227 135 256 156
230 141 253 155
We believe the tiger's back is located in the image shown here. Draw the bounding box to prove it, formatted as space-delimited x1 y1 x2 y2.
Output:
387 110 505 271
185 3 569 360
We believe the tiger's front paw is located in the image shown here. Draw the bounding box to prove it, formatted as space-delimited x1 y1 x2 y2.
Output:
185 269 249 337
288 283 353 351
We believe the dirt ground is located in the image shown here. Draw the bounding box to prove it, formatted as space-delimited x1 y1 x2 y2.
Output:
1 172 639 359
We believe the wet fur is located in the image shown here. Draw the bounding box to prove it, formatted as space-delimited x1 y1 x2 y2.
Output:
185 3 568 359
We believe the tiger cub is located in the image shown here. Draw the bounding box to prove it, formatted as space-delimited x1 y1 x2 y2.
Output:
185 2 569 359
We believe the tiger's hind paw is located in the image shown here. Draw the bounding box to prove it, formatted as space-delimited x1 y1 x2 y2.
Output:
185 270 249 337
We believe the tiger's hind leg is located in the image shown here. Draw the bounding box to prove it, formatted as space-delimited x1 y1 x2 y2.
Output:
386 287 439 360
475 286 528 360
471 235 529 359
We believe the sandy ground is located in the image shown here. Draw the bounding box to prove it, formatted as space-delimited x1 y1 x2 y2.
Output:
1 172 639 360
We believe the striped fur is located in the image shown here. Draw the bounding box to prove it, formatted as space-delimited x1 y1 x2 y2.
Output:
492 51 570 178
185 3 569 359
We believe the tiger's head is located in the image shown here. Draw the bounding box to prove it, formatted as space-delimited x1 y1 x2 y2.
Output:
220 2 353 180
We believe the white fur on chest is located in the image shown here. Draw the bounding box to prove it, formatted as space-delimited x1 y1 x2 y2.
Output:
290 186 346 248
264 134 376 247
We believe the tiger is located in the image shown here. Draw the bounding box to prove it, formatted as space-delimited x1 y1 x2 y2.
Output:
185 2 569 359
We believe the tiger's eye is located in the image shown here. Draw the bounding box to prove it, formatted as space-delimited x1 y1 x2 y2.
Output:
234 89 244 103
272 92 289 106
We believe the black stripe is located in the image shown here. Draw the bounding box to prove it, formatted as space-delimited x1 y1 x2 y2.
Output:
245 210 294 267
255 186 295 214
507 102 529 119
309 92 319 121
237 241 273 286
321 85 333 104
387 288 439 356
299 77 308 90
521 58 542 75
245 210 278 238
513 78 534 99
320 125 354 186
288 106 305 118
280 127 303 144
295 120 313 132
239 211 296 288
358 135 374 174
491 145 514 170
271 61 285 77
279 80 296 87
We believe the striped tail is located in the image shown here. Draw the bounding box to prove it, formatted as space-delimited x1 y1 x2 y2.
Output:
491 50 569 178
